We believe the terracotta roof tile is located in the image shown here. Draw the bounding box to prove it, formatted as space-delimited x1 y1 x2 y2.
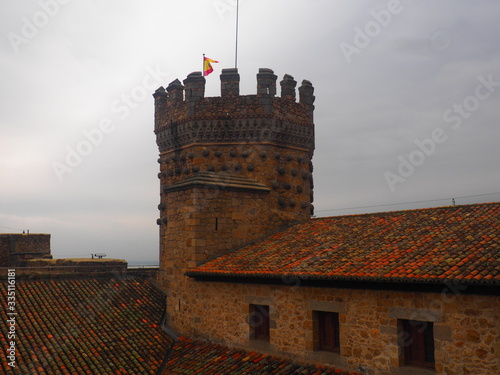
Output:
163 337 361 375
0 276 171 374
187 202 500 285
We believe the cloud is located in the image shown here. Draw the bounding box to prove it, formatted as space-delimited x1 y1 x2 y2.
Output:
1 0 499 263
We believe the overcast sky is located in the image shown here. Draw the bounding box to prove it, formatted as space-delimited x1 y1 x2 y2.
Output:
1 0 499 263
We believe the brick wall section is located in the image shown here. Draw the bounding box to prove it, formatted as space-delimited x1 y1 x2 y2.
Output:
168 279 499 375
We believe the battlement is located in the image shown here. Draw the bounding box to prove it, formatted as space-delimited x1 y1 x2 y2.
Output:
154 68 315 154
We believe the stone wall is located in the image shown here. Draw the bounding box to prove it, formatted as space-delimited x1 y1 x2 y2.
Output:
0 234 51 267
168 278 499 375
0 258 128 278
0 236 9 267
157 144 314 223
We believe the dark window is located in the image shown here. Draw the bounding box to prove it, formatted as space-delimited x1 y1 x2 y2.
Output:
316 311 340 352
400 319 435 369
249 304 270 341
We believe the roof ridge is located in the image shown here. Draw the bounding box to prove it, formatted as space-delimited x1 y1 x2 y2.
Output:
313 201 500 220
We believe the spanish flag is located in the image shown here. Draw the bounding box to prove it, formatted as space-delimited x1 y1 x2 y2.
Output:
203 56 218 76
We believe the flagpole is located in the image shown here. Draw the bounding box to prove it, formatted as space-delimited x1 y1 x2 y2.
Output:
203 53 205 76
235 0 239 68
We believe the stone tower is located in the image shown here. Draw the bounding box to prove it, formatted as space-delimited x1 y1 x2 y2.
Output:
154 68 315 331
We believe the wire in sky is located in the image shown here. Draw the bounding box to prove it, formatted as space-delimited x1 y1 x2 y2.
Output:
0 226 25 231
315 192 500 213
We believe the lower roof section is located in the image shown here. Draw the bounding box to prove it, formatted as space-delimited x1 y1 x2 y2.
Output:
163 337 360 375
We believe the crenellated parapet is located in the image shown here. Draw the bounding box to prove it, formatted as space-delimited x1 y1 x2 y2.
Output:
153 68 315 154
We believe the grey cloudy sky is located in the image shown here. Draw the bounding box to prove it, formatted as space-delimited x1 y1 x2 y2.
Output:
1 0 499 263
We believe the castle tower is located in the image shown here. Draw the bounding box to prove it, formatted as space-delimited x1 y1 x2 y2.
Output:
154 68 315 331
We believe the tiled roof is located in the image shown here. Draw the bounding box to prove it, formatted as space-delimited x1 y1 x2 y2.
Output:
0 276 360 374
163 337 361 375
187 202 500 285
0 276 171 374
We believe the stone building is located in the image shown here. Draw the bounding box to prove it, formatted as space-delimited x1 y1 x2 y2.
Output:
0 68 358 375
154 69 499 375
0 233 127 276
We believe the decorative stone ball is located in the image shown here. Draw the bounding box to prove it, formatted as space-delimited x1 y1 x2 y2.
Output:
202 150 210 157
247 164 255 172
207 165 215 172
188 152 195 159
192 165 200 173
278 167 286 175
291 169 298 176
271 181 279 189
229 150 237 157
214 151 222 157
296 185 303 193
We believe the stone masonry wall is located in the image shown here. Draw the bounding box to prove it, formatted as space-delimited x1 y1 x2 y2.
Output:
157 144 314 222
170 278 499 375
0 234 51 267
0 236 10 267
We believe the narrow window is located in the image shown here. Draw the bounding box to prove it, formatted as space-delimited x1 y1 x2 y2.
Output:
215 218 218 231
315 311 340 352
249 304 270 341
399 319 435 369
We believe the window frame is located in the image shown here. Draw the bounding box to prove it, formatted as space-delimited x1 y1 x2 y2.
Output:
399 319 435 369
249 304 270 341
314 310 340 352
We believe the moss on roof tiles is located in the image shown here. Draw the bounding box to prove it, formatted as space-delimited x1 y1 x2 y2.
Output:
0 276 171 374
